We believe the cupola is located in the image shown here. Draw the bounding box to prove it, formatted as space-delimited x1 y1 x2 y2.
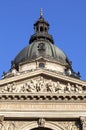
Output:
2 10 80 79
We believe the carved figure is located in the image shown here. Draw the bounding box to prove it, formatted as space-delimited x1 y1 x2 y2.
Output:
80 116 86 130
65 83 72 93
0 116 4 130
0 123 5 130
56 81 65 93
71 85 75 92
8 123 15 130
0 76 85 94
27 80 36 92
75 84 82 93
46 80 55 92
38 118 45 127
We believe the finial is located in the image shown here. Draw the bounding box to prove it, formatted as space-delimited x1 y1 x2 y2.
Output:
40 8 43 17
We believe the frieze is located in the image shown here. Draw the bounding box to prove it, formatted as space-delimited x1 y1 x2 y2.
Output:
0 76 86 94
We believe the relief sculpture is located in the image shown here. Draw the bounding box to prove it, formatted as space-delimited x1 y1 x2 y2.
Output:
0 76 85 94
80 117 86 130
1 122 16 130
0 120 80 130
0 116 4 130
59 121 80 130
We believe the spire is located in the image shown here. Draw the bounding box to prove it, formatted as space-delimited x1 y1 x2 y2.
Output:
40 8 43 18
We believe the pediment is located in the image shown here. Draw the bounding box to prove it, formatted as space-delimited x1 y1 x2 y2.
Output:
0 69 86 97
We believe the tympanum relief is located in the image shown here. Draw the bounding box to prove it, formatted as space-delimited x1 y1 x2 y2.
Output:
0 76 86 94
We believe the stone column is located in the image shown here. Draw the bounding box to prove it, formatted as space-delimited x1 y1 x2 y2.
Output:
80 117 86 130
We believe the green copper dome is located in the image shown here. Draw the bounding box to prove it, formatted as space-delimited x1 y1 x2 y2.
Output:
2 11 80 79
14 40 69 65
1 10 80 79
13 14 70 67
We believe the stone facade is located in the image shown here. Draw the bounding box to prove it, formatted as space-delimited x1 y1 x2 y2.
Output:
0 69 86 130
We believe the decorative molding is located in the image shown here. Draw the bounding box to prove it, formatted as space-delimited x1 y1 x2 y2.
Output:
0 93 85 101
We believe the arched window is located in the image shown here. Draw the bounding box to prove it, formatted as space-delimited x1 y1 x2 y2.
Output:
45 27 47 32
40 26 43 32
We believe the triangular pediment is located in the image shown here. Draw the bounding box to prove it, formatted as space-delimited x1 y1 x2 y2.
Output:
0 69 86 96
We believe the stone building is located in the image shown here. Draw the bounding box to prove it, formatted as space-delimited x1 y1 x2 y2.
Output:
0 11 86 130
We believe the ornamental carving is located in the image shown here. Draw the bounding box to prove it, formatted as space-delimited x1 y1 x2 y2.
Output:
0 76 86 94
80 117 86 130
37 118 45 127
0 116 4 130
0 122 16 130
0 120 80 130
58 121 80 130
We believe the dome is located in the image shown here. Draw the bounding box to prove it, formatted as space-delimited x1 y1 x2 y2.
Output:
13 13 70 67
3 11 80 79
14 40 69 66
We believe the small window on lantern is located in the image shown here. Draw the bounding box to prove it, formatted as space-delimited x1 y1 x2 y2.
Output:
39 63 45 68
45 27 47 32
36 27 38 31
40 26 43 32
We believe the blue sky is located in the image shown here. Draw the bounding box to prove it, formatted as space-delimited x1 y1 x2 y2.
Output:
0 0 86 80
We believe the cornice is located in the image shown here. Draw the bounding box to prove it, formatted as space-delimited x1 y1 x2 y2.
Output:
0 93 86 102
0 69 86 86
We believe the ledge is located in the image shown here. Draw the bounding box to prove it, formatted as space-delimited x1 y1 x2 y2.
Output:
0 93 86 101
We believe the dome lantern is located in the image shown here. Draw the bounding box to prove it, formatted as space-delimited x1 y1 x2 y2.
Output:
34 9 49 34
29 10 54 44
